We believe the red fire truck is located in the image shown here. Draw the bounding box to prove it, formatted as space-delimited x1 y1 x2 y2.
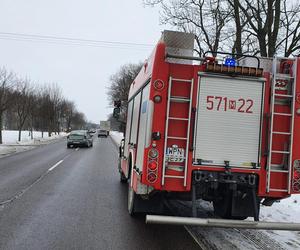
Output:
117 30 300 224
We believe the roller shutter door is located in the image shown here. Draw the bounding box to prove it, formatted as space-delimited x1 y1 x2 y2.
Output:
194 75 264 168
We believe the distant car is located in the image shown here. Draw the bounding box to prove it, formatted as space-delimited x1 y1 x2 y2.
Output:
87 130 96 136
67 130 93 148
98 129 108 138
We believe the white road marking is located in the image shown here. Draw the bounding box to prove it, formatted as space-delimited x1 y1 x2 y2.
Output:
75 148 79 151
48 160 63 172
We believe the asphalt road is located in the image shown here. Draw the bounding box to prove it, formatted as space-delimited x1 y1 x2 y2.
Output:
0 136 200 250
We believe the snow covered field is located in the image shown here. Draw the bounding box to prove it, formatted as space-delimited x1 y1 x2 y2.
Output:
110 130 300 249
0 130 66 158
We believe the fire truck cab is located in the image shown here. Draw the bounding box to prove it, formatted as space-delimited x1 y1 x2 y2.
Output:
118 30 300 221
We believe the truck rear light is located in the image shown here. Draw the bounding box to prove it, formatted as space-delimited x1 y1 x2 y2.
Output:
153 95 162 103
296 109 300 115
148 161 158 171
148 148 158 159
147 172 157 183
153 79 164 90
293 160 300 192
296 93 300 104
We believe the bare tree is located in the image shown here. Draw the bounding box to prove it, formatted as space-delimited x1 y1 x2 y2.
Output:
145 0 300 57
27 88 38 139
0 69 87 141
107 63 142 105
0 68 16 144
278 0 300 56
145 0 234 56
60 100 76 132
13 79 34 141
71 111 86 130
40 84 63 136
107 63 142 132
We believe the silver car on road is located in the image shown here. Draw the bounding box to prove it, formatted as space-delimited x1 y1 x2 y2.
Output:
67 130 93 148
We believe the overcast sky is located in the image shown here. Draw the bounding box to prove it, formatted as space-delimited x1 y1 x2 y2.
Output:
0 0 167 123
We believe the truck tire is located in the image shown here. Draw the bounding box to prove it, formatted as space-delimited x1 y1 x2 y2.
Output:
128 181 165 216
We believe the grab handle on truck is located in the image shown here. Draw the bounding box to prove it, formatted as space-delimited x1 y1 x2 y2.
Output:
189 107 197 151
263 113 270 158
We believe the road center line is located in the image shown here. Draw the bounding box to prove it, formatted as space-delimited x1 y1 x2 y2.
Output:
48 160 64 172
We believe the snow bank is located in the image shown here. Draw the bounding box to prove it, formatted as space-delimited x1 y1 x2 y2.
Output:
0 130 66 158
259 195 300 249
110 131 124 146
1 130 66 145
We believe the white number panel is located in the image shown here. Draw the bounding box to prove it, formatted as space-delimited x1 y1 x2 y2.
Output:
194 75 264 168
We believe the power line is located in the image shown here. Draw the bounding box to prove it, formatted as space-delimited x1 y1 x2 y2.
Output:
0 31 154 50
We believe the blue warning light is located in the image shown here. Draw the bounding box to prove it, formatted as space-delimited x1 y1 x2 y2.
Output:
224 58 236 67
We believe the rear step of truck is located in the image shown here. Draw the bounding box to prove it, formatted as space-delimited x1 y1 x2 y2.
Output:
267 57 297 194
146 215 300 231
162 77 194 187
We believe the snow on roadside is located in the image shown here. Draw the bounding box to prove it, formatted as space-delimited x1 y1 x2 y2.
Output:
2 130 65 145
259 195 300 249
110 131 124 146
0 130 67 158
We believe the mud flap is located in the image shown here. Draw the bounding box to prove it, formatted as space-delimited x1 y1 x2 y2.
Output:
231 188 260 221
134 194 165 214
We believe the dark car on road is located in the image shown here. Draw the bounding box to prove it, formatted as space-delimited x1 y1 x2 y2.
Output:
67 130 93 148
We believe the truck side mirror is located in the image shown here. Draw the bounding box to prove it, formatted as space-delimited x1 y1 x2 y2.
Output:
113 107 120 119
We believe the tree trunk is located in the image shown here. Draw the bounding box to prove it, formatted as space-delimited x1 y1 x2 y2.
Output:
258 36 268 57
233 0 242 55
0 114 3 144
268 0 281 57
18 129 22 142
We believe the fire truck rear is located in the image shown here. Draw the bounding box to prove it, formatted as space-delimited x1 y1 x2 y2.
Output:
116 30 300 225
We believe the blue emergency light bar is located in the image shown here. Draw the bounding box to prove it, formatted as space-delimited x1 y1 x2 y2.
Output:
224 58 236 67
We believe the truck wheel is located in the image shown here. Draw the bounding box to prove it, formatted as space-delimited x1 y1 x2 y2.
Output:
128 181 165 216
